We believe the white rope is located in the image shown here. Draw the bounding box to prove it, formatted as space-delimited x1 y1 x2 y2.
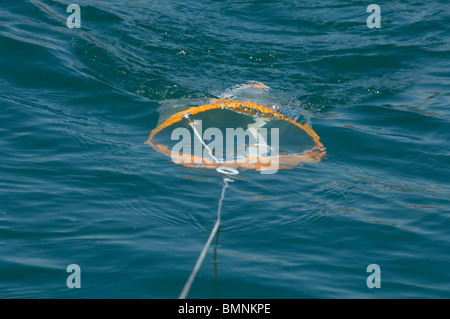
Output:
179 177 232 299
183 112 239 175
188 120 221 164
178 112 238 299
189 119 239 174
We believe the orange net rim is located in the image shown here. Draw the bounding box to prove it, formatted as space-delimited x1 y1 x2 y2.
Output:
145 99 326 171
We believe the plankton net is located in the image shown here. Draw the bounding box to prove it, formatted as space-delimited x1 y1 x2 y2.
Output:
146 84 325 174
145 83 326 297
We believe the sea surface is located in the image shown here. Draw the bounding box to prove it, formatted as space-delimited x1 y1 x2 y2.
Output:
1 0 449 298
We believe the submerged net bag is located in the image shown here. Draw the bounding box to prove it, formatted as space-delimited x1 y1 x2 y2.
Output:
146 91 326 173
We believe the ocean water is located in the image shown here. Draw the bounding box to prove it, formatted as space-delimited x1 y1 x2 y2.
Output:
1 0 449 298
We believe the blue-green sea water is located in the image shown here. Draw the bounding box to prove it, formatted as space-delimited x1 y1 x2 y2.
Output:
1 0 449 298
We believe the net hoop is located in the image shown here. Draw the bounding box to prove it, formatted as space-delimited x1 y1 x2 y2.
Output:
145 99 326 171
